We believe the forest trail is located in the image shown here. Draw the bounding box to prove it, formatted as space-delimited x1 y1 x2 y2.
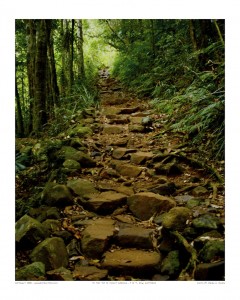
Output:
15 75 225 281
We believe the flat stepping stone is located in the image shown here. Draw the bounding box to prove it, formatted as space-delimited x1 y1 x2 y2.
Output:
115 163 144 178
118 106 140 114
67 179 98 198
129 124 145 132
131 151 154 165
86 191 127 214
102 124 126 134
102 249 161 272
116 225 154 249
73 265 108 281
129 116 143 124
112 147 136 159
107 115 129 124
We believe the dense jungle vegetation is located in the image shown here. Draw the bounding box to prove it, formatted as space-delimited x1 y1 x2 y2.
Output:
15 19 225 161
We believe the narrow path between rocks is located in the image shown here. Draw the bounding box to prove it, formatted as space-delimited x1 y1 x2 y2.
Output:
16 76 225 281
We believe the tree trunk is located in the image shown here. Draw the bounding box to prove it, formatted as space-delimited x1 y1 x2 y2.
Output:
189 20 198 52
15 74 24 137
33 19 48 134
76 19 85 83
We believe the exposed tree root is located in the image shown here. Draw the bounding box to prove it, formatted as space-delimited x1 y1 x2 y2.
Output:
171 230 198 280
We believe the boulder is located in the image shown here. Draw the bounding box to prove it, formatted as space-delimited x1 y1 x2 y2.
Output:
116 225 154 249
41 219 61 233
193 230 223 250
81 218 116 258
41 183 73 207
73 265 108 281
86 191 127 214
199 240 225 263
63 159 81 170
67 178 98 197
101 249 161 275
148 183 176 196
160 250 181 279
30 237 68 271
67 125 92 138
47 267 73 281
127 192 176 220
15 215 49 248
162 207 191 231
192 213 221 230
130 151 154 165
15 262 45 281
155 161 184 176
115 163 143 178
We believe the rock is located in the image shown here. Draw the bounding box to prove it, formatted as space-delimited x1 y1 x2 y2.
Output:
73 265 108 281
113 214 136 224
86 191 127 214
30 237 68 271
130 152 154 165
119 106 140 114
192 213 221 230
41 183 73 207
191 186 208 197
28 206 60 222
162 207 191 231
47 267 73 281
112 147 136 159
57 146 96 167
81 218 116 258
174 194 194 204
127 192 176 220
67 179 98 197
109 137 129 146
128 124 145 133
108 116 129 124
186 198 201 208
41 219 61 233
148 183 176 196
66 239 81 257
102 125 126 134
116 225 154 249
15 215 49 248
67 125 93 138
54 231 72 243
15 262 45 281
194 261 225 280
129 116 143 124
63 159 81 170
152 274 170 281
194 230 223 250
114 186 135 196
115 163 143 178
99 168 119 179
141 116 153 126
199 240 225 262
102 249 161 275
155 161 184 176
160 250 181 279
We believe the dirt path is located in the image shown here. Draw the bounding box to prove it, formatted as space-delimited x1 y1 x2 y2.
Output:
15 76 225 281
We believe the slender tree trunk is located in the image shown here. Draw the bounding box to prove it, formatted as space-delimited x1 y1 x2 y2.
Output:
189 20 198 52
150 19 156 59
25 19 36 134
15 74 24 137
33 19 48 134
213 19 224 46
69 19 74 91
77 19 85 83
46 20 59 111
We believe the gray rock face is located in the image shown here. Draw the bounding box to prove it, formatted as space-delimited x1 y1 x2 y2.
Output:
30 237 68 271
86 191 127 214
116 225 154 249
127 192 176 220
67 178 98 197
162 207 191 231
41 183 73 207
81 218 116 258
15 215 49 247
16 262 45 281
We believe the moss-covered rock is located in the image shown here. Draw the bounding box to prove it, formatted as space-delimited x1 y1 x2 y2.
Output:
41 183 73 207
30 237 68 271
160 250 181 278
162 207 191 231
16 262 45 281
199 240 225 262
192 214 221 230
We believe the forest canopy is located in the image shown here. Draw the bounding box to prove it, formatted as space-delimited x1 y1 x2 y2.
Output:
15 19 224 159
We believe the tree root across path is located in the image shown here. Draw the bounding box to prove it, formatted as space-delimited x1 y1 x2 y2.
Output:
170 231 198 281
